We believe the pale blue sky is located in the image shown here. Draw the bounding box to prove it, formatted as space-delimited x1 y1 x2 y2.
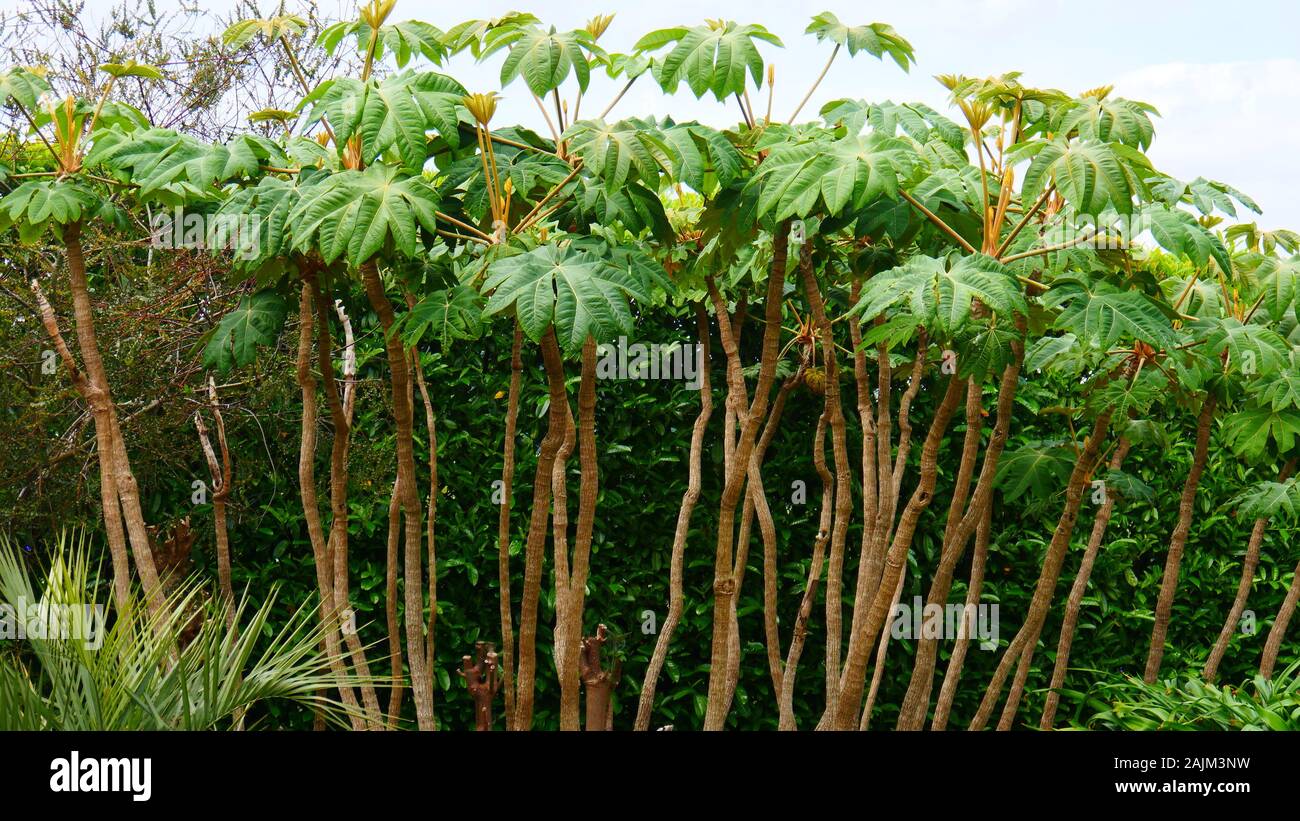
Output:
6 0 1299 228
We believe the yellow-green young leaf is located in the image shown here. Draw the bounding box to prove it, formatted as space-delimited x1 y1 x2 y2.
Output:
98 61 164 81
223 15 306 50
0 66 51 111
444 13 541 58
249 108 298 124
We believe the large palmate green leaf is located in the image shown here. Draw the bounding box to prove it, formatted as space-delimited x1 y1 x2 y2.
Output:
804 12 913 69
0 66 51 111
301 71 466 170
1046 277 1178 351
1190 317 1291 378
1251 365 1300 412
635 21 782 101
563 117 663 191
289 165 440 266
851 253 1025 337
397 284 485 348
1234 477 1300 520
1100 468 1156 503
996 440 1075 502
1223 407 1300 461
565 117 741 194
751 133 913 221
484 25 600 97
1019 138 1138 215
89 128 286 201
202 290 289 374
1249 256 1300 321
1053 95 1158 150
0 180 99 239
1025 333 1083 374
1152 175 1260 219
215 174 304 267
820 99 964 151
1144 204 1231 275
569 177 672 240
481 243 654 352
317 19 447 66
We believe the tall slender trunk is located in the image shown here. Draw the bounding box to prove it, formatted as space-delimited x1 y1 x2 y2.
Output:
931 504 992 730
848 285 879 607
194 377 235 630
403 290 440 696
970 410 1113 730
1261 554 1300 678
308 274 383 727
31 277 131 612
1204 458 1294 682
860 566 906 730
824 373 965 729
1145 394 1217 683
895 335 1025 729
722 349 807 716
496 323 524 729
554 337 600 730
797 247 854 719
636 307 713 729
513 326 569 729
550 387 577 726
414 352 439 693
702 226 788 730
360 261 434 730
58 222 165 614
778 409 833 730
892 377 983 730
295 283 363 729
1040 437 1133 729
384 477 404 726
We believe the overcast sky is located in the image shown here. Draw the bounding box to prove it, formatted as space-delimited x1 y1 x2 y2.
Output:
7 0 1299 228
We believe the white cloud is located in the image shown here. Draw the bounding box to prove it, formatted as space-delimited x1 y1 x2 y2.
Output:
1117 59 1300 227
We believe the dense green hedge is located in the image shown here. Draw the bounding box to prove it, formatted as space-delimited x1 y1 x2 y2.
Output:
3 244 1294 729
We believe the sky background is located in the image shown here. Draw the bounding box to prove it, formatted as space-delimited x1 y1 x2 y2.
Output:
5 0 1299 228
